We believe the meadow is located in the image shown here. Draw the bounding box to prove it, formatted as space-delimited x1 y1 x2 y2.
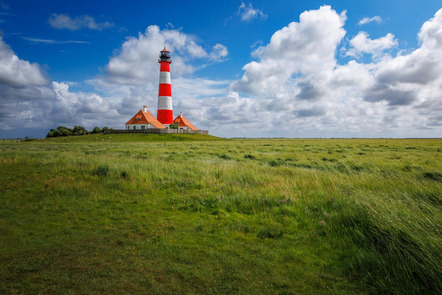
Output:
1 134 441 294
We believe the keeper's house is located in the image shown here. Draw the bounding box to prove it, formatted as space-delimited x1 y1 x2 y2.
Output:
125 105 166 130
173 112 198 131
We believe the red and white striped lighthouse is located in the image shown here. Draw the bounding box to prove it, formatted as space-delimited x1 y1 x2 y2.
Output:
157 47 173 125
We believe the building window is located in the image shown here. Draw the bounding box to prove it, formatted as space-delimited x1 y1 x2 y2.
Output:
133 126 136 130
141 125 145 130
127 126 130 130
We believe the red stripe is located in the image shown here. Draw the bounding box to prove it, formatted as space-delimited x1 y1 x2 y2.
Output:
160 62 170 72
158 84 171 96
157 109 173 124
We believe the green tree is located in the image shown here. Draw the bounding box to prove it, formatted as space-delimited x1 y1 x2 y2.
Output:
73 126 88 135
102 127 109 133
92 127 101 134
56 126 73 136
169 123 178 129
46 129 62 137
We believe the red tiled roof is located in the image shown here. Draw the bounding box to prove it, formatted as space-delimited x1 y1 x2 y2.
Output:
126 109 166 129
173 114 198 130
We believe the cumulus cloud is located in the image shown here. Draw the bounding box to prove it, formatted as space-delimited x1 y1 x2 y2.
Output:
49 13 114 31
186 41 207 58
50 82 122 126
0 37 49 87
0 37 121 130
0 38 54 129
238 1 268 22
362 8 442 107
358 16 382 26
104 26 193 85
224 6 442 137
346 32 397 58
232 5 346 94
294 107 326 118
104 25 228 85
209 44 228 61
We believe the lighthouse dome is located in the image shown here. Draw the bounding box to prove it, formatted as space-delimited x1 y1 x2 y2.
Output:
159 47 171 62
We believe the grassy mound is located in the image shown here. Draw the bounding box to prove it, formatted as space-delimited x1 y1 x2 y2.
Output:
44 133 221 142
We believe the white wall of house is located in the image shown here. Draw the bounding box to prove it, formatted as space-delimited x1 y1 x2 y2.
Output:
125 124 156 130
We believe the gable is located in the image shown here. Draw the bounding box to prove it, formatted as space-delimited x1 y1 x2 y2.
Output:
126 109 166 129
173 114 198 130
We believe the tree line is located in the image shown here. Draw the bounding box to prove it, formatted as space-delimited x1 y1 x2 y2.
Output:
46 126 112 137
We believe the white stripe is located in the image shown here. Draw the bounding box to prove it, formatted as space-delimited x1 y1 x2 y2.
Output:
157 96 173 110
159 71 171 84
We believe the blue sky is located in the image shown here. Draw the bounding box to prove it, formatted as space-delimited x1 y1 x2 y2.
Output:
0 0 441 138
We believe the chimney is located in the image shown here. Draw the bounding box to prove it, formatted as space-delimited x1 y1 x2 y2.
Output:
143 105 147 112
180 112 183 117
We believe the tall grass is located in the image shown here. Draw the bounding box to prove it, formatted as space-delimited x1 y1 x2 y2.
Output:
0 137 441 294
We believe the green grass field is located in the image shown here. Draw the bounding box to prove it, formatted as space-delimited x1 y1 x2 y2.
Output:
1 135 441 294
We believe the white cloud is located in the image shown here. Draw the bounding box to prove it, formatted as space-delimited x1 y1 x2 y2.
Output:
362 8 442 108
232 5 346 94
50 82 122 127
187 41 207 58
209 44 228 61
0 37 49 87
358 16 382 26
104 26 192 85
48 13 114 31
238 1 268 22
0 37 54 128
346 31 397 58
222 6 442 137
104 25 228 86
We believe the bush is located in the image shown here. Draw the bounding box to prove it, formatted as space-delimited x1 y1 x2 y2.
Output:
73 126 88 135
46 129 62 137
92 127 101 134
57 126 73 136
46 126 91 137
169 123 178 129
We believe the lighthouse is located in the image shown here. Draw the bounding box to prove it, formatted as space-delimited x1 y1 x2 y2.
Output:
124 47 206 134
157 47 173 125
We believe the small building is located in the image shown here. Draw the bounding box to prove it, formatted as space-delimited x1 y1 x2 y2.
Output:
173 112 198 131
125 106 165 130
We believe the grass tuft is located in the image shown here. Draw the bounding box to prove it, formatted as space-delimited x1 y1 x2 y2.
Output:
93 165 110 176
422 171 442 182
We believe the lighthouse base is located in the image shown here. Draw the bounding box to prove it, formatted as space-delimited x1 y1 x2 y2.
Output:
157 109 173 125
